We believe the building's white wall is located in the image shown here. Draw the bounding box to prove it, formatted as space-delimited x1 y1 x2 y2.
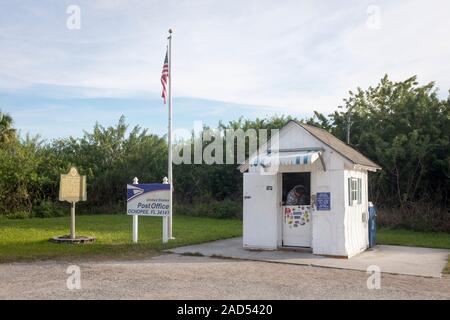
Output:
343 169 369 257
243 122 373 257
243 172 279 249
277 172 283 247
311 167 347 256
249 122 346 173
247 122 350 256
281 123 349 256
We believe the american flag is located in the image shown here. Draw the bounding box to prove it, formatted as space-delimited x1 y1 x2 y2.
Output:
161 49 169 104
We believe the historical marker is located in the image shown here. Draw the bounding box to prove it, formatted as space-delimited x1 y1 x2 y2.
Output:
52 167 94 243
59 167 86 203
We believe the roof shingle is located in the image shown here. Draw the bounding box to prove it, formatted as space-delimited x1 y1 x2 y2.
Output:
296 121 381 170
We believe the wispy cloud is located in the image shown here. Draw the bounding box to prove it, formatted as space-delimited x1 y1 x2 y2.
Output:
0 0 449 138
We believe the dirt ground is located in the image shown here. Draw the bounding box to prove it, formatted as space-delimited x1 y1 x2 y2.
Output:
0 254 449 300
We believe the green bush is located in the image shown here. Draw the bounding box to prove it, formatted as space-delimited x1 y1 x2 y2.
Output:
76 202 125 215
1 75 449 234
4 211 32 219
210 199 242 219
174 199 242 219
377 203 450 233
32 200 66 218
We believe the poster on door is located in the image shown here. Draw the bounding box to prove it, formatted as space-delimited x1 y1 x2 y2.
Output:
284 206 310 228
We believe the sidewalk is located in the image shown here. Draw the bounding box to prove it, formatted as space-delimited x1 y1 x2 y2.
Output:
168 237 449 278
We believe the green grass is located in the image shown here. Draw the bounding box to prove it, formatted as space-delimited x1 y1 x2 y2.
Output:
377 228 450 274
0 215 242 263
1 217 449 273
377 228 450 249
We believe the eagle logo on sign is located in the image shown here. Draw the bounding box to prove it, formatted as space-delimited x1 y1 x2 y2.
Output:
127 185 144 201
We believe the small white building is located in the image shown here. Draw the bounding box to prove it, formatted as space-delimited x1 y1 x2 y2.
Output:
238 121 381 258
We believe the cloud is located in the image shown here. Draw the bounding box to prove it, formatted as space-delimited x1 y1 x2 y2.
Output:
0 0 449 118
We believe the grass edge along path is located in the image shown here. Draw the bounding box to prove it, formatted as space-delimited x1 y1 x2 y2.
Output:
377 228 450 274
1 216 449 274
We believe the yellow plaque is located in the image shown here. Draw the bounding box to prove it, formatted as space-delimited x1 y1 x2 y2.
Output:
59 167 87 203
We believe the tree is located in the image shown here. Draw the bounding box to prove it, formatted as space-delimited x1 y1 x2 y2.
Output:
309 75 450 209
0 110 16 144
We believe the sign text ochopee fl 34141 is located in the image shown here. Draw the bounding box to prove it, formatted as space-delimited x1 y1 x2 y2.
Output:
128 199 170 216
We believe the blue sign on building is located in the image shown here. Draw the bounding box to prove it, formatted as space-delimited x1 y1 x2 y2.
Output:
316 192 331 211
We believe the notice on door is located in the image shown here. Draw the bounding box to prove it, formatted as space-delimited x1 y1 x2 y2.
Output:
316 192 331 211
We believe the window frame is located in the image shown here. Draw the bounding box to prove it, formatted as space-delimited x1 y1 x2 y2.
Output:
348 177 362 206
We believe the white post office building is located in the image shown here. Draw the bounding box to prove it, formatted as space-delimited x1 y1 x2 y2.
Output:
238 121 381 258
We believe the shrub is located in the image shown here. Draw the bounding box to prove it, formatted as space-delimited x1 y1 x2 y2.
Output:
4 211 32 219
32 200 66 218
76 202 125 215
377 202 450 233
174 199 242 219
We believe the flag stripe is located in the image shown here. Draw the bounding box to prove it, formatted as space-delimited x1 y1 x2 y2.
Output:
161 49 169 104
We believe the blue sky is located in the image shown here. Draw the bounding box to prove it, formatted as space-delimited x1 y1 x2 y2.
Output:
1 0 449 140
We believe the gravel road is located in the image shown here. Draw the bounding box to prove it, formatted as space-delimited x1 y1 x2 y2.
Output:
0 254 449 299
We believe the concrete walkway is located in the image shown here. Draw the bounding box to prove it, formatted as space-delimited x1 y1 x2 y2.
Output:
168 237 449 278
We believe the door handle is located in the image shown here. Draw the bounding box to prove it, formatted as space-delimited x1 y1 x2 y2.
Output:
244 196 251 199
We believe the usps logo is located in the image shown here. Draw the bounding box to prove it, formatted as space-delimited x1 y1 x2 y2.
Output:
126 183 170 216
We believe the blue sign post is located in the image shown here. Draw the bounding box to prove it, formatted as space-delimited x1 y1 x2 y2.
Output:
316 192 331 211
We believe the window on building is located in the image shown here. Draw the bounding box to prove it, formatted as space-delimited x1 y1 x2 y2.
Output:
282 172 311 205
348 177 362 206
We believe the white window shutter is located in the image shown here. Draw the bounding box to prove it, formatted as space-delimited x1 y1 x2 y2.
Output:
358 178 362 204
348 178 352 206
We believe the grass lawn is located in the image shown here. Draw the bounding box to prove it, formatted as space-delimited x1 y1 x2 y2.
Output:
377 228 450 274
1 216 448 273
0 215 242 263
377 228 450 249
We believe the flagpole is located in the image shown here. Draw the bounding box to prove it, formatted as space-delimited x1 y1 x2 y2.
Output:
167 28 174 239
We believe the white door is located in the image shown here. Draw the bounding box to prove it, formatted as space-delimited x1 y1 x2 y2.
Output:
282 205 312 247
243 173 278 249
